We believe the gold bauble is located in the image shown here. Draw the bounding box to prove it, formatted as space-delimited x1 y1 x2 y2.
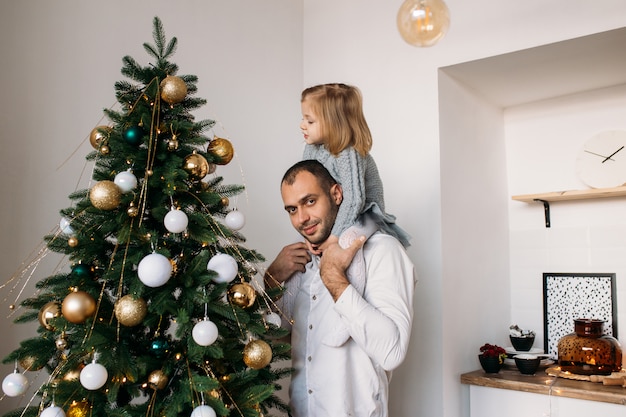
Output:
167 138 179 151
68 237 79 247
67 400 91 417
89 180 122 210
221 197 229 207
127 203 139 217
160 76 188 104
89 126 111 149
63 363 85 381
147 369 168 390
99 145 110 155
19 356 44 372
227 283 257 309
61 290 96 324
243 339 272 370
183 152 209 181
207 137 234 165
38 301 61 330
114 295 147 327
55 334 68 350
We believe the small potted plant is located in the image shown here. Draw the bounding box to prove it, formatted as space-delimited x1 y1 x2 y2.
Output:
478 343 507 373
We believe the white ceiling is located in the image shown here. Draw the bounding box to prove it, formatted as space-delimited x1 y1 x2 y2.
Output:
440 27 626 108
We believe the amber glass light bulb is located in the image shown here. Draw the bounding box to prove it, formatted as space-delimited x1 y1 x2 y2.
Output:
397 0 450 47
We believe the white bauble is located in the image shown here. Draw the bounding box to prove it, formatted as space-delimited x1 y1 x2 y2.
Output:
190 405 216 417
224 210 245 230
192 319 219 346
80 362 108 390
138 253 173 287
207 253 238 284
59 217 74 235
264 311 282 328
41 405 66 417
164 209 189 233
2 372 28 397
114 170 138 193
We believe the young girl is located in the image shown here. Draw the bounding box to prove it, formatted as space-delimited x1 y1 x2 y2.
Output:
300 83 410 297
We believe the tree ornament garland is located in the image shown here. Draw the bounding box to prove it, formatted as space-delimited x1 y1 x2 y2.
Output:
160 75 188 104
89 180 122 210
207 137 234 165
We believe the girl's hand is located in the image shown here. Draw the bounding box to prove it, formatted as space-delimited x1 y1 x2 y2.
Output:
312 234 339 255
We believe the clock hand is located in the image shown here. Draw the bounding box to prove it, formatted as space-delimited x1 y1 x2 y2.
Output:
602 146 624 163
585 150 614 160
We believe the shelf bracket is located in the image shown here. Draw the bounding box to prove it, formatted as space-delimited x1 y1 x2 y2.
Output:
534 199 551 228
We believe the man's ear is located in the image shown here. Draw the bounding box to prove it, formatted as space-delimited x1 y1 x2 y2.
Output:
330 183 343 205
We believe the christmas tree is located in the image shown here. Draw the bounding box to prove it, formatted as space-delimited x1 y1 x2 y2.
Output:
1 17 290 417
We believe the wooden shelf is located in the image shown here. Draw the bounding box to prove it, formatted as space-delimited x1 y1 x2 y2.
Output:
512 186 626 203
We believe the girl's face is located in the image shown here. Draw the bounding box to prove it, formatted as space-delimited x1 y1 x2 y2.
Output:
300 98 324 145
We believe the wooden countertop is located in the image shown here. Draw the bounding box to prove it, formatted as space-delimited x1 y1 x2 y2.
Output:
461 368 626 405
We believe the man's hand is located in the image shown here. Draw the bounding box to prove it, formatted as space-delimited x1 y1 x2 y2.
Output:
264 242 311 288
319 235 365 301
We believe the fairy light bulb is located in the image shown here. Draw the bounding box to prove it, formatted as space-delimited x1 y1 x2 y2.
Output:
397 0 450 47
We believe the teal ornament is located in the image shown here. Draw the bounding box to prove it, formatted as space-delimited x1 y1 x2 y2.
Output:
123 126 144 145
150 337 170 358
71 264 93 279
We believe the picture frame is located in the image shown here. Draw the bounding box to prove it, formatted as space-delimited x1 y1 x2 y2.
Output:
543 272 617 359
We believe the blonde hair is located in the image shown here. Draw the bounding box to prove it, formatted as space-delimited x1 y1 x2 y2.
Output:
301 83 372 156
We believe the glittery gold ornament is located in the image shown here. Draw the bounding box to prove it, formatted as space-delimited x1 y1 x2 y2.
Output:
89 180 122 210
160 75 188 104
38 301 61 330
243 339 272 369
19 356 44 372
114 295 147 327
63 363 84 381
183 152 209 180
68 237 79 247
227 283 257 308
207 137 234 165
147 369 168 390
67 400 90 417
61 290 96 324
89 126 111 149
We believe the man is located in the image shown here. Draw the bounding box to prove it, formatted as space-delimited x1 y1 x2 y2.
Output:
265 159 416 417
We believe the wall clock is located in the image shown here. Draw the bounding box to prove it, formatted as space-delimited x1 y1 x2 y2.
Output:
576 130 626 188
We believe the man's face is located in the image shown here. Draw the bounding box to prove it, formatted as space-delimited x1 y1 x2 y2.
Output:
281 170 342 246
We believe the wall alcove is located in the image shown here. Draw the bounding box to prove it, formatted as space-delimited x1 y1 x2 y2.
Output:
439 26 626 417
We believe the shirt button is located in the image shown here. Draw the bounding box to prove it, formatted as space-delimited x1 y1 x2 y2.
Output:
312 295 317 300
308 356 312 362
308 389 313 394
309 324 313 330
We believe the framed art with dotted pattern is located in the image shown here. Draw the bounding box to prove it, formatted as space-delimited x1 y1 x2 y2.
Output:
543 273 617 359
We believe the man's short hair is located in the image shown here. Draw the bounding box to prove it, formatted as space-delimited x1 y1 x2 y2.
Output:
282 159 337 191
